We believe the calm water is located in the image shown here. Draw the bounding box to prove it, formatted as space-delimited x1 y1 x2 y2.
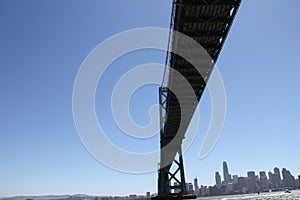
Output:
194 190 300 200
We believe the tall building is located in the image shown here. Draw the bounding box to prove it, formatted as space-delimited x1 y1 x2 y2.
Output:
238 177 247 192
209 185 220 196
247 171 256 179
282 168 294 188
282 168 288 187
146 192 151 199
232 175 238 184
272 167 281 189
260 171 267 179
268 171 275 188
274 167 281 180
199 185 209 197
194 177 199 196
215 171 222 189
259 171 268 190
296 176 300 189
223 161 230 185
186 182 194 194
247 171 256 193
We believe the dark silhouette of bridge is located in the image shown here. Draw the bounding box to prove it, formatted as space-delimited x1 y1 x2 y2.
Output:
153 0 241 199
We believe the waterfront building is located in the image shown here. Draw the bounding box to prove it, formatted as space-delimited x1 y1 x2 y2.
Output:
247 171 256 179
274 167 281 180
209 185 219 196
223 161 230 185
259 171 268 190
232 175 238 184
268 171 273 183
199 185 209 197
194 177 199 196
246 177 256 193
247 171 256 193
215 171 222 189
272 167 281 189
227 182 234 193
146 192 150 199
186 182 194 194
238 177 247 192
282 168 295 188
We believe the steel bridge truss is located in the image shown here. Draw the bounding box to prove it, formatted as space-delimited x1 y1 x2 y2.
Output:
155 0 241 199
158 87 187 197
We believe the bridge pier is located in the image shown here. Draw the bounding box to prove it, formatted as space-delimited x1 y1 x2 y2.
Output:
152 88 197 200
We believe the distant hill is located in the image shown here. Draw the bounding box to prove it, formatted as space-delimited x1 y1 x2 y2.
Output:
0 194 149 200
0 194 96 200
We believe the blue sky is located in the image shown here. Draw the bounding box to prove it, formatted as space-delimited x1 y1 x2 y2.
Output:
1 0 300 197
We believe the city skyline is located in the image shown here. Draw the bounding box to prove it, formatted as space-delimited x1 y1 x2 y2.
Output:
212 162 299 186
186 161 300 197
184 161 300 189
1 0 300 197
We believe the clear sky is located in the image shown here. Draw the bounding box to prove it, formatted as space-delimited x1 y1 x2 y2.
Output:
1 0 300 197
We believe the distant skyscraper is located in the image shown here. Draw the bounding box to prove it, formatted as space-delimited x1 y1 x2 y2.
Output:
238 177 247 190
247 171 256 179
223 161 230 185
259 171 267 181
247 171 256 193
215 171 222 189
259 171 268 190
268 171 275 187
272 167 281 189
274 167 281 180
194 177 199 196
186 182 194 194
146 192 150 199
282 168 295 188
232 175 238 184
282 168 289 187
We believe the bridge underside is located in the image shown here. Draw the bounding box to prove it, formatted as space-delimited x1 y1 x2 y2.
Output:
155 0 241 199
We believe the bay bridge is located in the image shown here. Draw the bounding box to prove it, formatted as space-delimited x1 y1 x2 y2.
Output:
153 0 241 199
